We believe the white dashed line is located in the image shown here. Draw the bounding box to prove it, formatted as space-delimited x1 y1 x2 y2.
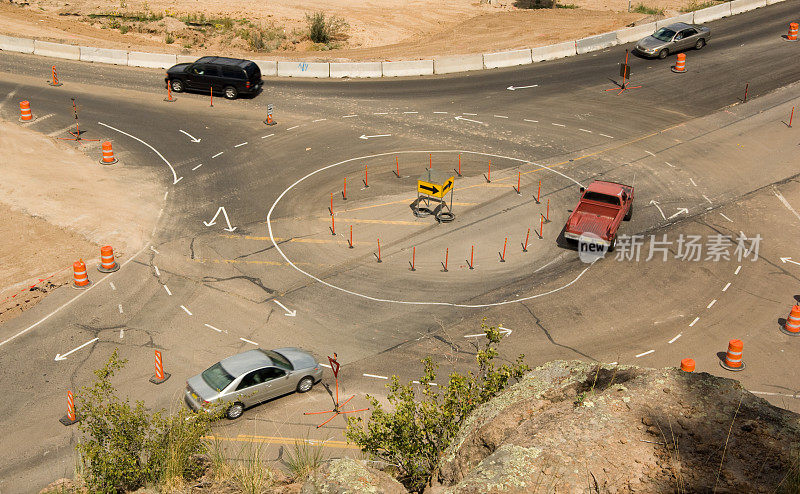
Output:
373 112 388 115
433 111 448 114
750 390 800 398
552 123 566 127
689 317 700 327
636 350 655 358
664 161 675 168
668 334 682 344
180 305 192 315
735 265 741 275
524 119 538 123
312 118 327 122
286 125 299 130
118 304 123 314
579 128 592 133
463 113 477 116
494 115 509 119
707 299 717 309
153 265 160 276
720 213 733 222
702 195 712 204
150 246 160 254
163 285 172 296
22 113 54 126
342 114 357 118
261 134 275 139
119 328 124 339
363 373 389 380
109 282 116 291
403 111 418 114
412 380 439 386
645 150 655 156
234 142 248 148
191 163 203 171
722 282 731 292
689 178 697 186
319 363 332 368
774 188 800 222
599 133 614 138
204 323 222 333
164 191 169 201
240 337 258 346
211 152 223 159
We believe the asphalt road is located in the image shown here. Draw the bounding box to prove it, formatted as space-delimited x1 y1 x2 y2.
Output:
0 1 799 491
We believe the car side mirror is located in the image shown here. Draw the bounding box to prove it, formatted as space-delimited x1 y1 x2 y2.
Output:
579 187 585 193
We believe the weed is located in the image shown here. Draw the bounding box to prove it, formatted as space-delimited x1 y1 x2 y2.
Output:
305 11 348 45
283 436 327 480
514 0 556 8
556 3 579 8
631 3 664 14
165 33 174 44
232 441 273 494
119 24 129 34
680 0 716 12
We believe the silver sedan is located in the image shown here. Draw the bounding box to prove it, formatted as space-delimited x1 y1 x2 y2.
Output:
634 22 711 59
184 347 323 419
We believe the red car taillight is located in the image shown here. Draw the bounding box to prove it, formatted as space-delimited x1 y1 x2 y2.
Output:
246 81 251 89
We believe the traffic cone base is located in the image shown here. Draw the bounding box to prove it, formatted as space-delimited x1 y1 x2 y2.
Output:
719 360 746 371
59 413 80 426
149 372 171 384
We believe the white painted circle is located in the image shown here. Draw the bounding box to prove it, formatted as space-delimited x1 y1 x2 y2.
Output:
266 150 589 307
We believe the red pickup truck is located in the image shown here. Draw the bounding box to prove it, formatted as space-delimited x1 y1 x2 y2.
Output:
563 180 634 251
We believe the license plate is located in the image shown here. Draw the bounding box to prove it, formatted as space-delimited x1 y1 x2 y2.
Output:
191 392 199 401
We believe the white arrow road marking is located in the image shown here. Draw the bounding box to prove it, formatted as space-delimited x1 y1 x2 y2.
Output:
203 207 237 232
273 300 296 317
98 122 183 184
507 84 538 90
464 326 512 338
179 130 201 142
454 115 485 125
649 200 666 220
359 134 392 140
668 208 689 220
55 337 99 361
781 257 800 267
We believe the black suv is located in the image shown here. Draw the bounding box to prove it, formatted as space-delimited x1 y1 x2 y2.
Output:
165 56 262 100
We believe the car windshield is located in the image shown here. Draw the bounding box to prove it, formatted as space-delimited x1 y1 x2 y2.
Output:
652 28 676 42
583 191 621 206
260 349 294 370
201 363 235 392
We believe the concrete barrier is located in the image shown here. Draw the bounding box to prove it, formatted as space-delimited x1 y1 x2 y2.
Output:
656 13 694 29
766 0 785 5
615 22 657 44
33 40 80 60
128 51 177 69
575 32 617 54
277 61 330 78
693 3 732 23
176 54 198 64
730 0 766 15
79 47 128 65
531 41 577 62
254 60 277 77
433 54 484 74
0 35 34 54
381 60 434 77
483 49 532 69
330 62 383 78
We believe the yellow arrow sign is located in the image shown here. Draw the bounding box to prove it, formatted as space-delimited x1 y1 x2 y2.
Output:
417 176 454 198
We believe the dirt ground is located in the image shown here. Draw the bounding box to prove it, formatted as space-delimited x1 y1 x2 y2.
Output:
0 121 164 325
0 0 712 61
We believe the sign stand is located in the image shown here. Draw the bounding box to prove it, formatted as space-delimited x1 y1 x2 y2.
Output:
605 50 641 95
264 103 277 125
411 169 456 223
304 353 368 429
58 98 99 142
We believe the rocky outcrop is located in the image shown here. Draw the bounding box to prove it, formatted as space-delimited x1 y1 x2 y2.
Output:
428 360 800 493
301 457 407 494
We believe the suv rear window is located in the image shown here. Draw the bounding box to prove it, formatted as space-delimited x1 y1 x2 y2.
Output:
220 66 245 79
583 192 620 206
243 62 261 80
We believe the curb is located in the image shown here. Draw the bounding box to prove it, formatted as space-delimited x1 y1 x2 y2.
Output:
0 0 777 79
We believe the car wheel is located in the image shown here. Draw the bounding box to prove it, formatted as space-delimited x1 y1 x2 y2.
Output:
658 49 668 59
695 38 705 50
224 86 238 100
226 402 244 420
297 376 314 393
170 79 184 93
624 203 633 221
608 237 617 253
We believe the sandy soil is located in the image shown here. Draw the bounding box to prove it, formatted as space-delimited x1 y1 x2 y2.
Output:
0 0 711 61
0 121 164 325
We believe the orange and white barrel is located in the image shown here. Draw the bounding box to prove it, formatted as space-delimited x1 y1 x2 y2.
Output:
98 245 119 273
100 141 117 165
19 101 32 121
782 304 800 335
721 339 745 371
787 22 798 41
672 53 686 73
72 259 91 288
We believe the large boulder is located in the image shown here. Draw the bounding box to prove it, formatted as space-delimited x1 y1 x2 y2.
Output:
430 360 800 493
301 457 407 494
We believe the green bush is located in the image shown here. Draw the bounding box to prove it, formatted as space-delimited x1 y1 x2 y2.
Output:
680 1 717 12
305 11 348 45
75 349 220 493
345 323 529 492
514 0 556 9
631 3 664 14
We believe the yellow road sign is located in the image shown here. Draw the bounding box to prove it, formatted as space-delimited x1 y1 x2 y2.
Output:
417 175 454 198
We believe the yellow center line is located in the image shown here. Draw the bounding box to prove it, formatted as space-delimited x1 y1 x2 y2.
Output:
220 234 363 245
205 434 361 450
320 217 424 226
191 258 329 266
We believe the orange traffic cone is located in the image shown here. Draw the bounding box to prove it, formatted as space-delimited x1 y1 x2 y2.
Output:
100 141 118 165
97 245 119 273
671 53 686 73
149 350 171 384
19 101 32 122
785 22 798 41
59 390 79 425
720 339 745 371
782 304 800 336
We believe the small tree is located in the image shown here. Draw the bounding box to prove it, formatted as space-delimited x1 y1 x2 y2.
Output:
76 349 218 493
345 323 529 492
305 11 348 45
